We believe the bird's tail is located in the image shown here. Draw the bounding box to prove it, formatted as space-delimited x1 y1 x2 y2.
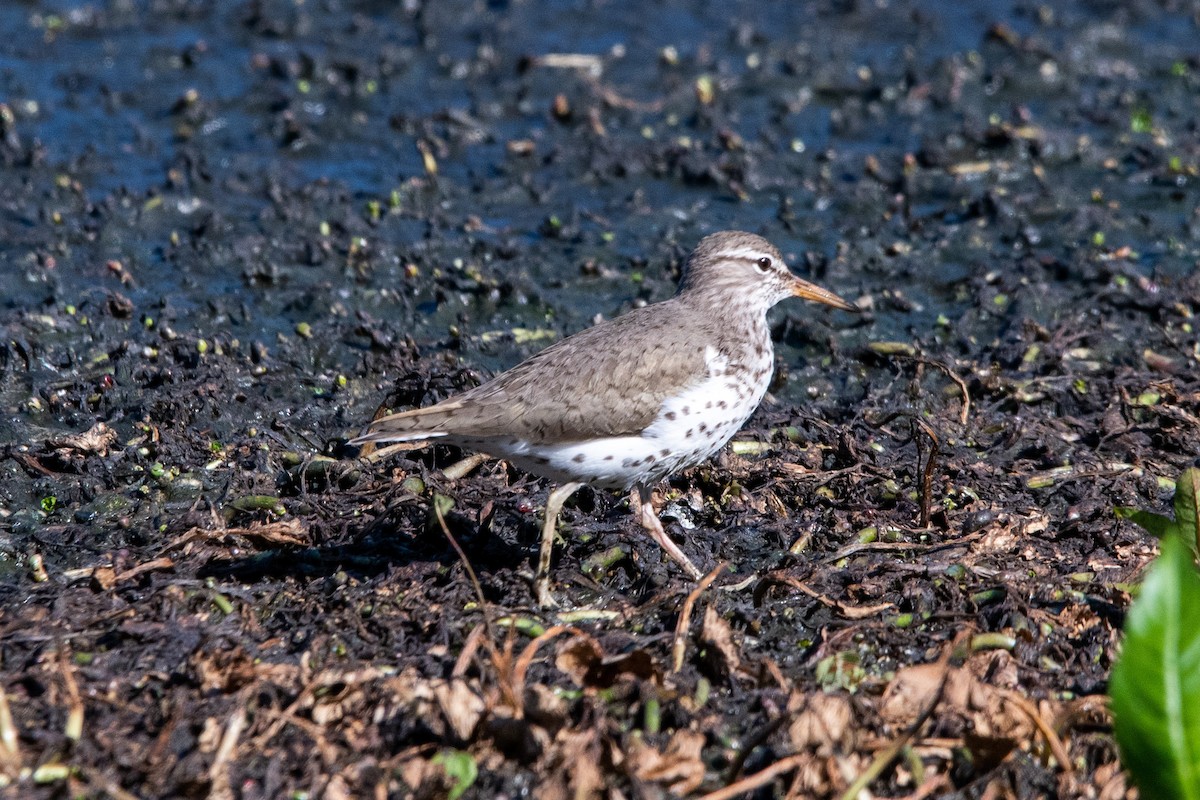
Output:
349 401 465 445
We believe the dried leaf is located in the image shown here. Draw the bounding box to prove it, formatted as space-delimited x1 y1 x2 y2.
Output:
879 662 948 726
787 691 855 755
523 683 568 732
399 755 453 800
48 422 117 456
699 606 741 680
191 647 258 693
628 729 705 795
555 635 659 689
535 729 604 800
433 679 486 742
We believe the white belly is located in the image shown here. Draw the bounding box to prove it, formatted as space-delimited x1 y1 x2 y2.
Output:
490 345 771 491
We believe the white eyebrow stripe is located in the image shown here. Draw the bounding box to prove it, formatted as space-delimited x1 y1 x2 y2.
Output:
722 246 771 261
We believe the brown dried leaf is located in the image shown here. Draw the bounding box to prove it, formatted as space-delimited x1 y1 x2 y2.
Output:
963 729 1017 773
628 729 706 795
880 654 1046 775
523 683 568 732
1093 759 1132 800
311 685 364 726
879 662 949 726
372 668 488 743
433 678 486 742
787 691 855 755
398 756 452 800
191 646 258 693
90 566 117 591
699 606 741 680
323 774 351 800
965 649 1020 691
229 519 309 547
48 422 117 456
555 635 659 689
555 635 603 684
535 729 604 800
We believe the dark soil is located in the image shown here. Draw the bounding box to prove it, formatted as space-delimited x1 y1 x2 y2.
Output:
2 1 1199 798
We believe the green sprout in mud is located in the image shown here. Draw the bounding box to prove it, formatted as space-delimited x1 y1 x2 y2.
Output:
40 496 57 514
1130 108 1153 134
431 750 477 800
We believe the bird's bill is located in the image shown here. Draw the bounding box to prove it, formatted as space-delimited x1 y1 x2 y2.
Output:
789 276 859 311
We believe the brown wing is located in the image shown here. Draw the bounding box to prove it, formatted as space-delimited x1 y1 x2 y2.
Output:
354 300 709 445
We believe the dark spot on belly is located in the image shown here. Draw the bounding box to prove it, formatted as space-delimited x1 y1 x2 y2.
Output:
573 453 585 463
533 456 549 464
682 406 690 415
646 455 656 463
686 429 694 438
718 400 727 409
699 423 708 432
604 455 614 461
705 401 713 409
660 448 670 457
664 411 676 421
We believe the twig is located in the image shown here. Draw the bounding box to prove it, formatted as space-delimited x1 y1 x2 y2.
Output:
998 689 1073 775
433 501 496 648
724 713 790 785
697 753 807 800
913 417 939 528
442 452 490 481
208 704 247 793
905 356 970 425
452 624 487 678
58 648 84 742
866 411 940 528
754 572 893 619
823 529 986 563
252 678 326 749
671 563 725 674
512 625 581 701
0 683 19 771
359 441 427 464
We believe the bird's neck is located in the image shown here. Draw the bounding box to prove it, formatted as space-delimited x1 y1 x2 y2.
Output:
680 290 775 364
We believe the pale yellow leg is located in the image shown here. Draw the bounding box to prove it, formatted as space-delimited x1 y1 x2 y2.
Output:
631 484 703 580
535 481 584 608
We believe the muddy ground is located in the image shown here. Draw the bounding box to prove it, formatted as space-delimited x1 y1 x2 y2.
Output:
2 1 1199 798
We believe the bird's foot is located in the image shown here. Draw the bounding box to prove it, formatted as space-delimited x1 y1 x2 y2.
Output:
533 575 561 609
631 485 704 580
677 555 704 581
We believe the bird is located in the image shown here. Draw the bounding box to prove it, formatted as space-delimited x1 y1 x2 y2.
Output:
352 231 857 606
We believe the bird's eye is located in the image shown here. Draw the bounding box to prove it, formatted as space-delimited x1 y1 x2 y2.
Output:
755 256 772 272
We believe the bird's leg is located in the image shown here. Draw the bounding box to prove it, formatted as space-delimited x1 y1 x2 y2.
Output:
632 484 703 580
535 481 584 608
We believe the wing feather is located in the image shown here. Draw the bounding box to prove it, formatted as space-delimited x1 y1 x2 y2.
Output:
354 301 710 445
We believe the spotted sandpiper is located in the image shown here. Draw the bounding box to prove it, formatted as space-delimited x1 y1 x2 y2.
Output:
353 231 856 606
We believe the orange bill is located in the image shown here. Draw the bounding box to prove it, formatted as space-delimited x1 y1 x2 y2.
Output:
788 276 859 311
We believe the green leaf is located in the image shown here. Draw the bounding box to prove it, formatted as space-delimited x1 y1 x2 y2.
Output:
1115 467 1200 554
431 750 478 800
1115 506 1175 539
1172 469 1200 553
1110 532 1200 800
